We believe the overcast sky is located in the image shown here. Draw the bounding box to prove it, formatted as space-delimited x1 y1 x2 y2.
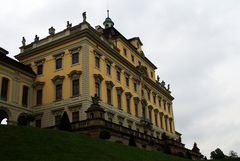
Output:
1 0 240 157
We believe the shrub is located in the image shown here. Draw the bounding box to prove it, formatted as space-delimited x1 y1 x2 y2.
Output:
59 111 72 131
99 130 111 140
128 135 136 147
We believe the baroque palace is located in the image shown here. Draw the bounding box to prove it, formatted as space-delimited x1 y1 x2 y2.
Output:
0 12 202 159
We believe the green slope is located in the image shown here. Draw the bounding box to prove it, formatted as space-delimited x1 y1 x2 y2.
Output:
0 125 238 161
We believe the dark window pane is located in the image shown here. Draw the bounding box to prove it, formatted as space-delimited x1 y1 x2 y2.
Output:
135 104 138 117
126 77 129 87
106 64 111 75
22 86 29 107
36 89 43 105
1 78 9 101
95 56 100 68
56 58 62 69
56 84 62 100
117 71 121 81
72 53 79 64
37 64 43 75
72 111 79 122
107 88 111 104
95 82 100 97
72 79 79 96
117 94 121 110
127 98 130 113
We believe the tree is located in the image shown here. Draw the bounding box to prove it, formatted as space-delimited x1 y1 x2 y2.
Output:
229 150 238 158
58 111 72 131
210 148 226 159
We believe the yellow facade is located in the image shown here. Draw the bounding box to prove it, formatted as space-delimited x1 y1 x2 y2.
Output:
4 14 178 139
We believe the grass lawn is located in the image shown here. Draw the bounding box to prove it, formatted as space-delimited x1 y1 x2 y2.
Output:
0 125 239 161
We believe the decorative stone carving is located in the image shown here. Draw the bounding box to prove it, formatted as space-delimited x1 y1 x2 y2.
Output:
141 98 148 106
161 80 165 87
51 75 65 85
92 94 100 105
22 37 26 46
68 70 82 80
34 35 39 42
105 80 114 89
66 21 72 28
167 84 170 90
94 74 104 83
116 87 124 95
32 81 45 90
125 92 132 99
133 97 140 104
157 75 160 82
82 11 86 22
49 26 55 36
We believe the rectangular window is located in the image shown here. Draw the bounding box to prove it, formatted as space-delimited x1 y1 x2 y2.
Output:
72 79 79 96
169 120 173 133
56 84 62 100
131 55 135 63
35 119 41 128
72 111 79 122
116 70 121 81
107 88 112 105
149 110 152 123
1 78 9 101
37 64 43 75
151 72 153 78
95 56 100 68
95 82 100 97
168 103 171 113
153 95 156 104
125 76 129 87
126 98 131 113
155 113 158 127
117 94 122 110
163 100 166 110
147 91 150 100
160 115 163 129
22 86 29 107
165 118 168 131
56 58 62 70
55 115 61 125
141 90 144 97
72 52 79 65
123 48 127 56
135 104 138 117
134 82 137 92
138 61 141 66
158 97 161 107
36 89 43 105
106 64 111 75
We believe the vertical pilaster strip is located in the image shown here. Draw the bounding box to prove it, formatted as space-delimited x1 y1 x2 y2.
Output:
81 42 91 120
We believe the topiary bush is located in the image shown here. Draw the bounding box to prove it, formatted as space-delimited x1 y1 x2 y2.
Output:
58 111 72 131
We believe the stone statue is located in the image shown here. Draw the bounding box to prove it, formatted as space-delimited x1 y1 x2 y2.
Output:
167 84 170 90
157 75 160 82
34 35 39 42
49 26 55 36
82 12 86 22
161 80 165 87
92 94 100 105
66 21 72 28
22 37 26 46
